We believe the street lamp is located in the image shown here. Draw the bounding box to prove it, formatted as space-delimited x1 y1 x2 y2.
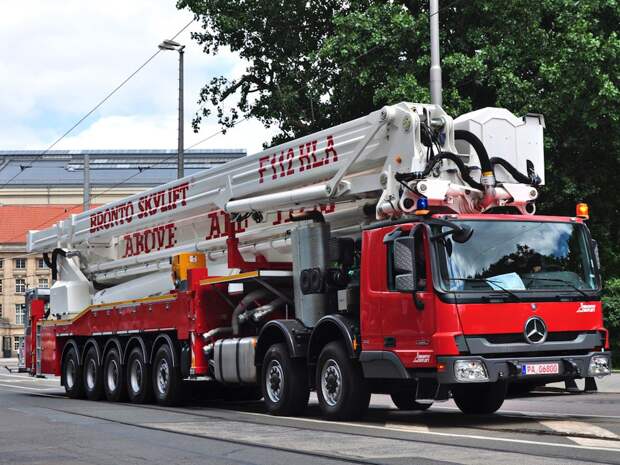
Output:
158 39 186 179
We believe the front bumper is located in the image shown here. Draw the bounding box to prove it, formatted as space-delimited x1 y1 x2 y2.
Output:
436 352 611 383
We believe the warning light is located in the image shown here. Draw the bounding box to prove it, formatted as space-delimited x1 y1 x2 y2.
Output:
576 203 589 219
437 362 446 372
415 197 430 216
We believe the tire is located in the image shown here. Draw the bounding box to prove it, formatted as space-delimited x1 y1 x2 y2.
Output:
390 391 433 411
152 344 181 406
126 346 153 404
261 343 309 416
83 346 104 401
452 382 506 414
103 347 126 402
62 346 85 399
316 341 370 420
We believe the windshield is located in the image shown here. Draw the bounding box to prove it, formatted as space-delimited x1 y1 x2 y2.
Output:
435 220 598 292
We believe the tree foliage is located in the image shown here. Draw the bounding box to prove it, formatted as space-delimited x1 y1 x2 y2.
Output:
179 0 620 276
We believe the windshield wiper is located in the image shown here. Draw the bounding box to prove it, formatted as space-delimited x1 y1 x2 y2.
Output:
522 277 589 299
448 278 521 301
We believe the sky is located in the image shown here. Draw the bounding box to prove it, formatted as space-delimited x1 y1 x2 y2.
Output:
0 0 277 155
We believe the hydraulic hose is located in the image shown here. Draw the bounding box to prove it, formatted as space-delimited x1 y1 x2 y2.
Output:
490 157 541 186
396 151 484 191
43 248 67 281
454 129 493 175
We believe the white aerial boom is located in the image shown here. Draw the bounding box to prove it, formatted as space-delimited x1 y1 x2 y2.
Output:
28 102 544 312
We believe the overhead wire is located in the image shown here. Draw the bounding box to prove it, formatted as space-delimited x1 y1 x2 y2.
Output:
0 18 195 193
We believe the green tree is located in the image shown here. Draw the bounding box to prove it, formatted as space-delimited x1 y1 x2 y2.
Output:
179 0 620 276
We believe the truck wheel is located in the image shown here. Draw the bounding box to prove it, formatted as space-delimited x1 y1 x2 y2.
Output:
452 381 506 414
316 341 370 420
83 346 104 401
152 344 181 406
262 343 309 416
103 347 126 402
390 391 433 411
126 346 153 403
63 346 85 399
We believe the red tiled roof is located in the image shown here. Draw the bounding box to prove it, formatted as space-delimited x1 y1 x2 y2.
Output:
0 204 85 244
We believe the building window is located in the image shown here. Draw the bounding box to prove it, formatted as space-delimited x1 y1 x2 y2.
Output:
38 278 49 288
0 304 3 318
0 279 3 293
14 258 26 269
0 259 3 269
13 336 23 352
37 258 46 269
15 304 25 325
15 278 26 294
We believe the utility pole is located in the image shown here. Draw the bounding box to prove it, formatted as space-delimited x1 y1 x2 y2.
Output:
159 39 186 179
177 47 184 179
83 153 90 210
429 0 443 106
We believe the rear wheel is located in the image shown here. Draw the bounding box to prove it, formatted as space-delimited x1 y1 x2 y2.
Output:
83 346 104 401
152 344 181 406
390 391 433 411
126 346 152 404
63 346 84 399
262 343 309 416
452 382 506 414
316 341 370 420
103 347 126 402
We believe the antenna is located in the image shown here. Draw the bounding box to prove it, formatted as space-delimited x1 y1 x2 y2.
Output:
429 0 443 106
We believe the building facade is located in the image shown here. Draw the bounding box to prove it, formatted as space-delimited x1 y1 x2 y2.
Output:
0 149 245 356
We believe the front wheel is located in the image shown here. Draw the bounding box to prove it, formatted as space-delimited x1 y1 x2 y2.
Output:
261 343 309 416
452 382 506 414
316 341 370 420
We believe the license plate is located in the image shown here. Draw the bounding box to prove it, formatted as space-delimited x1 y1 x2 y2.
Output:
522 362 560 375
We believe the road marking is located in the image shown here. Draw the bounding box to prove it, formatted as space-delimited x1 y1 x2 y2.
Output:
230 409 620 452
540 420 619 439
432 404 620 421
569 436 620 449
385 422 430 432
0 382 60 392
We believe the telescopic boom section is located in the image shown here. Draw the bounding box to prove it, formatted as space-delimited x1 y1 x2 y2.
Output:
27 102 544 307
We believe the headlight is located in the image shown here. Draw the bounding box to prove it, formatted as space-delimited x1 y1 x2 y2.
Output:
454 359 489 382
589 355 611 377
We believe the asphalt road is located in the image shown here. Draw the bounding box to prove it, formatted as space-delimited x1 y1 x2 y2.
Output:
0 367 619 465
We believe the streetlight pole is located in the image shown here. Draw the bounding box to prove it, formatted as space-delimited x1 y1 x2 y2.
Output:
159 39 186 179
429 0 443 106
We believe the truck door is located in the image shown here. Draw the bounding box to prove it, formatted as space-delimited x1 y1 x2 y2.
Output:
361 225 436 368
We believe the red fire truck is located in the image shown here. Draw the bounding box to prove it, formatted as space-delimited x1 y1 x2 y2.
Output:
23 102 610 419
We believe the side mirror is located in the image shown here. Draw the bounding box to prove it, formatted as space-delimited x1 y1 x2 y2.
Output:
393 237 416 293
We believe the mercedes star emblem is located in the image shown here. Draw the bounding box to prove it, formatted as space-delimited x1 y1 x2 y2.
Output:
524 316 547 344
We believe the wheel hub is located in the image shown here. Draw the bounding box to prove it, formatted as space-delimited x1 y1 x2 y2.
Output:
106 359 119 392
321 359 342 407
85 359 97 390
130 359 143 393
157 359 170 394
65 359 75 389
266 360 284 403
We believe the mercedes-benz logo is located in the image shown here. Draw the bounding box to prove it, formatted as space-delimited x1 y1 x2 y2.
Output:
524 317 547 344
